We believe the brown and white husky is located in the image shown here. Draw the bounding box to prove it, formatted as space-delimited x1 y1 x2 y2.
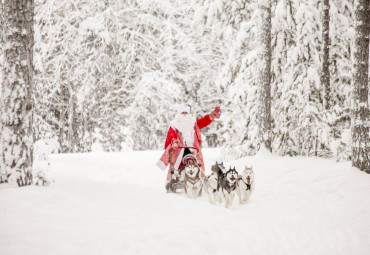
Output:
181 154 205 199
236 166 255 203
204 162 226 204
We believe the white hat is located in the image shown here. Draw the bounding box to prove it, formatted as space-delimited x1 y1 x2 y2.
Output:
176 104 190 114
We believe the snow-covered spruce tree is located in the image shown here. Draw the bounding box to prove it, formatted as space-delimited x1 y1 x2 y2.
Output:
351 0 369 172
195 0 263 157
271 0 298 156
34 0 114 152
277 0 331 157
327 0 354 160
257 0 272 151
1 0 34 186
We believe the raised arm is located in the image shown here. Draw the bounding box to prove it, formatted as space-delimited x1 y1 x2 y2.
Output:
196 106 220 129
196 115 213 129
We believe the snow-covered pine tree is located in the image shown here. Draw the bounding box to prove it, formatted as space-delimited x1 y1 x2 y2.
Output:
271 0 297 156
195 0 263 157
215 3 260 157
327 0 354 160
351 0 369 172
257 0 272 151
34 0 89 152
277 0 331 156
1 0 34 186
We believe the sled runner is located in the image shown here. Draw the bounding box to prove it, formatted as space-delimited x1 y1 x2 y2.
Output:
166 146 199 193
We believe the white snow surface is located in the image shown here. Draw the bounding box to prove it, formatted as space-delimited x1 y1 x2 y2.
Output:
1 148 370 255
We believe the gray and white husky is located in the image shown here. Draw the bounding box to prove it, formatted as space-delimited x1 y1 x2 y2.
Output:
217 167 238 208
236 166 255 203
181 155 205 199
204 162 226 204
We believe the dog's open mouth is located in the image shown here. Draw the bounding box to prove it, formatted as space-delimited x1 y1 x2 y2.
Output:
247 177 251 184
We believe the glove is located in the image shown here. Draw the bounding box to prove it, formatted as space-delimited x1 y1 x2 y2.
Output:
211 106 220 119
171 139 180 150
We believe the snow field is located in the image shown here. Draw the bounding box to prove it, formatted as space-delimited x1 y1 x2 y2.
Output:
1 148 370 255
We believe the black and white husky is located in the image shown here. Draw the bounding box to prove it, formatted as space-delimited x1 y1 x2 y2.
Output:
181 155 205 199
236 166 255 203
217 167 238 208
204 162 226 204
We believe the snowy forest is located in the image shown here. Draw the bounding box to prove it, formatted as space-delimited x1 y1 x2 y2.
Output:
1 0 369 183
1 0 370 254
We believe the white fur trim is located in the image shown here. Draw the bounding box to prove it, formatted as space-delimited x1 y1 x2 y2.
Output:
156 160 167 171
169 120 178 131
176 104 190 114
174 148 185 170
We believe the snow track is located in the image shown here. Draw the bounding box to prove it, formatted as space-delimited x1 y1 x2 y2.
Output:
1 149 370 255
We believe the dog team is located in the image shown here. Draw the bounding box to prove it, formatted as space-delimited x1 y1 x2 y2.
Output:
174 154 255 208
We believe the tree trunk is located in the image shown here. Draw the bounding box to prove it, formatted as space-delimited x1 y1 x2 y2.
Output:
351 0 369 172
321 0 330 110
258 0 272 152
67 79 74 152
1 0 34 185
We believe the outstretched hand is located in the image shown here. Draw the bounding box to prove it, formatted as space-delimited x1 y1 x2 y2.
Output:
212 106 221 118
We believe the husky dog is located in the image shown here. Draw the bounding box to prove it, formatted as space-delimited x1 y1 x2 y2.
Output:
211 161 226 174
181 154 205 199
236 166 255 203
166 168 184 193
204 162 225 204
217 167 238 208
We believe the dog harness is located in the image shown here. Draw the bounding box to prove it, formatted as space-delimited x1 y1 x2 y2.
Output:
238 177 252 191
186 171 201 187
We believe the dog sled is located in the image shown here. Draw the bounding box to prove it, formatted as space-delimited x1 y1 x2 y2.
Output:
165 146 199 193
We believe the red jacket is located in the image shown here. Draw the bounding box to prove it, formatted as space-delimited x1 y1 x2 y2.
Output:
157 114 215 180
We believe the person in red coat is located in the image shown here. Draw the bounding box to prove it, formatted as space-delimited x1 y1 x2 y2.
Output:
157 105 220 181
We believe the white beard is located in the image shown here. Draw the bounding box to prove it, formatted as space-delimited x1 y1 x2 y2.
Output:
173 113 196 147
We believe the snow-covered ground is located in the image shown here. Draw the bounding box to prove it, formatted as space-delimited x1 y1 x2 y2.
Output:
1 148 370 255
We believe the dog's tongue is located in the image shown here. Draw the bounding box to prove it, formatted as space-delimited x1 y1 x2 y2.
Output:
247 177 251 184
